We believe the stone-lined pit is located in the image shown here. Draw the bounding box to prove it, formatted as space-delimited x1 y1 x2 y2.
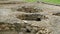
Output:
16 6 43 13
16 13 48 21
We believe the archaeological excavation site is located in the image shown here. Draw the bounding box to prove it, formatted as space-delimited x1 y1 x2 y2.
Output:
0 0 60 34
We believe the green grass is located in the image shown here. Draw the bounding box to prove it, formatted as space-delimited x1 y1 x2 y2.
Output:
24 0 60 4
42 0 60 4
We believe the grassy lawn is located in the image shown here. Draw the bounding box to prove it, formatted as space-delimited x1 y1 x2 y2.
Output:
42 0 60 4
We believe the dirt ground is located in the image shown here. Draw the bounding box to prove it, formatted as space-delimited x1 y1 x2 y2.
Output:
0 0 60 34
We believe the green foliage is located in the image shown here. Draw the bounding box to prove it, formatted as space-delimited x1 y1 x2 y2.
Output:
42 0 60 4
